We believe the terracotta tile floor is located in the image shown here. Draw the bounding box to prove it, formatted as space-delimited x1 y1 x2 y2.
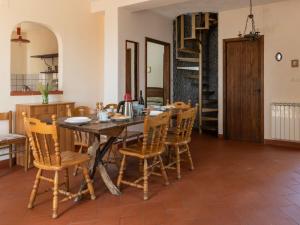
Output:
1 135 300 225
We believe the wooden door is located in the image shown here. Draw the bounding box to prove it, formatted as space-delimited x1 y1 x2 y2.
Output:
224 37 264 142
163 45 170 105
126 49 132 94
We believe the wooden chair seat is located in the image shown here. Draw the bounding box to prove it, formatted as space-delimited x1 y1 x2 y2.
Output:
164 133 191 145
0 111 29 170
119 130 143 139
0 134 26 145
34 151 90 170
120 143 164 159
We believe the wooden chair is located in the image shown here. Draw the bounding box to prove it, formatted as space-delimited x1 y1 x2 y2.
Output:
98 103 143 168
173 101 191 110
66 105 91 175
103 103 118 111
164 107 196 179
117 112 170 200
23 113 95 219
0 111 29 170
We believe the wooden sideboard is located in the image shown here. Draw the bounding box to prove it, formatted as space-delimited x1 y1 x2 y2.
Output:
15 102 75 166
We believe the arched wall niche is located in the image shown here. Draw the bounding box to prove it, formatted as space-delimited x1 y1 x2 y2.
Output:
10 21 63 95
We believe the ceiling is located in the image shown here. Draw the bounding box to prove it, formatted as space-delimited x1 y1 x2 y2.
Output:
128 0 287 18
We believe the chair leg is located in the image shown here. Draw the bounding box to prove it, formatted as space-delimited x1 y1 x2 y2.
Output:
64 168 70 191
28 169 42 209
175 146 181 179
186 144 194 170
139 159 143 173
112 146 120 169
73 145 83 176
52 171 59 219
143 159 148 200
24 139 29 172
9 144 13 168
82 167 96 200
117 155 126 188
158 155 169 186
73 165 79 176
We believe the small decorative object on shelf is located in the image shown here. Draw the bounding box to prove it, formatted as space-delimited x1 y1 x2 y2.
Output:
37 83 52 104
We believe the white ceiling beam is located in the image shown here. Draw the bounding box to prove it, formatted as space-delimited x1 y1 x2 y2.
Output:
90 0 191 12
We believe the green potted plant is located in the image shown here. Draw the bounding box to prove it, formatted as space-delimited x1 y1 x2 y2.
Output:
37 83 52 104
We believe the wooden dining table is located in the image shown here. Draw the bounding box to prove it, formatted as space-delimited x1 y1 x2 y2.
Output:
57 115 145 200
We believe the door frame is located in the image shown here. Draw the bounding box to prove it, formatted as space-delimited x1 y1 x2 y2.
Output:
125 40 139 100
145 37 171 106
223 36 264 142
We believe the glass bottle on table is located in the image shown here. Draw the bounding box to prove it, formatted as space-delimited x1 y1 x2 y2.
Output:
138 90 145 105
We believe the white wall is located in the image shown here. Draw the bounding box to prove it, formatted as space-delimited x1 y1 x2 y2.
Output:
218 0 300 139
0 0 104 135
118 8 173 100
147 42 164 88
11 32 27 74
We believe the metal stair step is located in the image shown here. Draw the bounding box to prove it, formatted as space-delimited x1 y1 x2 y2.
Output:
184 75 199 80
202 90 215 95
177 48 200 54
184 37 197 40
202 108 218 113
177 57 199 63
202 125 218 131
202 99 218 103
177 66 199 71
202 117 218 121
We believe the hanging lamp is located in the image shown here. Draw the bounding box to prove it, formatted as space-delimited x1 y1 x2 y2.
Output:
11 27 30 43
239 0 261 40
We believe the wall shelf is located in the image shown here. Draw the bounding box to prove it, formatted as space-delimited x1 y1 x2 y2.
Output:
40 71 58 74
31 53 58 59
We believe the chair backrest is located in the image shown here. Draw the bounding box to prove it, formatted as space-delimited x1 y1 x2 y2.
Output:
66 105 91 117
0 111 12 133
142 112 170 155
173 101 191 110
104 103 118 110
175 107 197 142
23 113 61 167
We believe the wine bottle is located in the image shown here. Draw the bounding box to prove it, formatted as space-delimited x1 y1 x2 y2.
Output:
138 90 145 105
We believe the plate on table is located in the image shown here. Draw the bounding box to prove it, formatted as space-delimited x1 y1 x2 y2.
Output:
149 111 163 116
64 117 92 125
111 115 131 121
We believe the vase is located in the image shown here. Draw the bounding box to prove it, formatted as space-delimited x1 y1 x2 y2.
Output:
42 94 49 104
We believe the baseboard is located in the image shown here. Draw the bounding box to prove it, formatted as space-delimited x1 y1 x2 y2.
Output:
264 139 300 149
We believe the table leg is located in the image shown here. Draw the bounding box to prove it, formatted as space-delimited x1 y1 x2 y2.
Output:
75 134 122 202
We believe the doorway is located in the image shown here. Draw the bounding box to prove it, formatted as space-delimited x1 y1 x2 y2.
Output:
145 37 170 107
223 37 264 143
125 40 139 100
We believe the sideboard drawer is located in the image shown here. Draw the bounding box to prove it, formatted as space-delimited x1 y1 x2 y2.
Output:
31 105 57 116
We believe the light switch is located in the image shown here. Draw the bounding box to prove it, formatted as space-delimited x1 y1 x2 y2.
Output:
291 59 299 68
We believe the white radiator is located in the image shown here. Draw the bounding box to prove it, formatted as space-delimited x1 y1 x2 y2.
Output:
271 103 300 141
